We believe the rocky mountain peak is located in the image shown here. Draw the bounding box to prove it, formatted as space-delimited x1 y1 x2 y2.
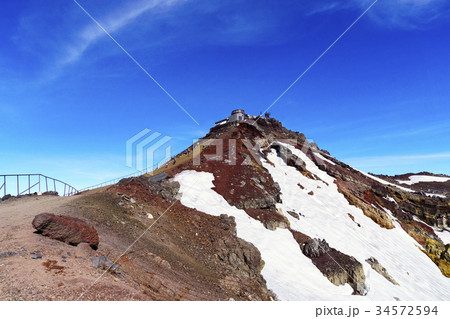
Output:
2 113 448 301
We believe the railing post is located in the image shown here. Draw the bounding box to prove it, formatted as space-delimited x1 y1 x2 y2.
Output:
0 175 77 198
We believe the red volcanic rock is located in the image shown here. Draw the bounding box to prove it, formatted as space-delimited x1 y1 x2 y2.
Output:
32 213 99 249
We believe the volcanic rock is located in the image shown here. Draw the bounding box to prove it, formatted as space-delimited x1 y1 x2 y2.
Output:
0 251 20 259
147 179 180 201
365 257 399 285
214 215 265 279
300 238 366 295
301 238 330 258
32 213 99 249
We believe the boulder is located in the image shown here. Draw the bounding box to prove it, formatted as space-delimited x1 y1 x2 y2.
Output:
32 213 99 249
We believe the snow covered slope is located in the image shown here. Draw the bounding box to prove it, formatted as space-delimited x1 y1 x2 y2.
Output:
261 143 450 300
173 141 450 301
174 170 352 301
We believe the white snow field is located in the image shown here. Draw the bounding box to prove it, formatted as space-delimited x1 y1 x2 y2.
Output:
174 143 450 301
355 170 414 193
397 175 450 185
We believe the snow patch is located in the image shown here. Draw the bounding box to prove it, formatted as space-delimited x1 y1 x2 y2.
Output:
426 193 446 199
435 230 450 245
384 196 397 204
356 170 414 192
397 175 450 185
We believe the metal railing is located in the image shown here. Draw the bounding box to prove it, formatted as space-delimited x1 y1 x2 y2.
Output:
0 174 78 198
77 164 159 193
78 140 210 193
78 142 206 193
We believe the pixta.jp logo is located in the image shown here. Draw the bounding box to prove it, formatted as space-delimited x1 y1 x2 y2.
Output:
126 129 173 172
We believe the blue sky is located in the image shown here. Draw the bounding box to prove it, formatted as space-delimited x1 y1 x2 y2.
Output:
1 0 450 191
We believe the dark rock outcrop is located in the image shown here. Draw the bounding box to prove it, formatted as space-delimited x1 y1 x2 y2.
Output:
422 238 450 277
270 142 309 177
214 214 265 280
366 257 399 285
302 238 330 258
298 238 366 295
32 213 99 249
146 179 181 201
112 176 180 202
244 208 289 231
235 196 277 210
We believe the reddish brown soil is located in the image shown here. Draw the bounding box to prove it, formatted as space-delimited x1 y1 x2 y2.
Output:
0 195 148 301
42 260 65 275
290 229 311 246
0 185 271 301
161 123 285 230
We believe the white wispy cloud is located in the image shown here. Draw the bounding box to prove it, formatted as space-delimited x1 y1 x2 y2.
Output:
61 0 187 65
365 0 449 28
309 0 449 28
307 1 349 15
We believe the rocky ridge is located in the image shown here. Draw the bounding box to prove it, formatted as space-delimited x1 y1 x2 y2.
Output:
1 115 448 300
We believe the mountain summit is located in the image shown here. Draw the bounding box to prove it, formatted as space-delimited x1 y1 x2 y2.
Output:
1 112 449 301
166 112 450 300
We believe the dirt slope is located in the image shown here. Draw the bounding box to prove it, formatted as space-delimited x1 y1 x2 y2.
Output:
0 194 147 300
0 188 271 301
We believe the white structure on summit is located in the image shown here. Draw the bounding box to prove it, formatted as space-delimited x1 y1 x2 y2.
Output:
228 109 245 122
214 109 256 126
